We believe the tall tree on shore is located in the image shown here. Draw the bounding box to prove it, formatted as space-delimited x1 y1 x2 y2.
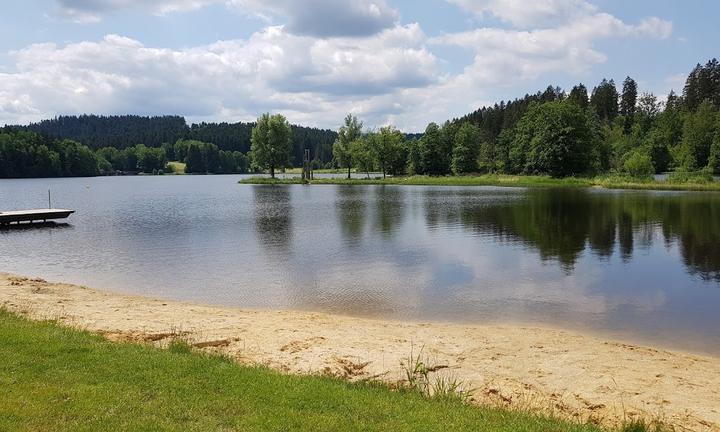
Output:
509 101 596 177
620 76 638 133
420 123 451 176
368 126 405 179
250 113 292 178
349 138 373 178
567 84 589 110
591 79 619 123
677 100 718 170
452 123 481 174
333 114 363 179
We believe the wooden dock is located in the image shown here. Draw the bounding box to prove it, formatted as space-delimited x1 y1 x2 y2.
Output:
0 209 75 226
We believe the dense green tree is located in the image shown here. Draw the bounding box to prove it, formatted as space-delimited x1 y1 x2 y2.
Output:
665 90 682 112
349 138 374 178
161 142 175 161
97 147 124 171
218 150 249 174
620 77 638 133
185 142 206 173
678 100 718 170
591 79 619 123
708 133 720 175
567 84 589 110
368 126 405 178
173 139 191 162
622 149 654 178
635 93 660 132
60 140 99 177
121 146 139 172
452 123 481 174
250 113 293 178
96 156 113 174
509 101 597 177
182 141 221 174
420 123 451 175
684 59 720 111
406 138 422 175
333 114 363 179
136 145 167 173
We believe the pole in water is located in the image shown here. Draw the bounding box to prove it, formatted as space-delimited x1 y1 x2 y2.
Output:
48 189 52 209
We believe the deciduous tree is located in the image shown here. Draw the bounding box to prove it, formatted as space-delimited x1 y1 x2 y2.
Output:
250 113 293 178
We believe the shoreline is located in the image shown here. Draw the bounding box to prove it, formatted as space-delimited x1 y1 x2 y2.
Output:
1 272 719 431
239 174 720 192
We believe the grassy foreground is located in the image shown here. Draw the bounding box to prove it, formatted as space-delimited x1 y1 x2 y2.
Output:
240 174 720 191
0 309 613 432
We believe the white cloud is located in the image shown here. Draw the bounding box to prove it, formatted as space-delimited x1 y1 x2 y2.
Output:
0 26 439 129
228 0 399 37
4 1 674 131
54 0 400 37
55 0 221 23
447 0 598 28
431 13 671 81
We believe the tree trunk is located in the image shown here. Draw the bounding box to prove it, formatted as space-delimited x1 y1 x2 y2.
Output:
270 165 275 179
347 166 351 180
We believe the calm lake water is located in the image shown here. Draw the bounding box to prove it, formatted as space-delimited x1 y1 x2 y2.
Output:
1 176 719 354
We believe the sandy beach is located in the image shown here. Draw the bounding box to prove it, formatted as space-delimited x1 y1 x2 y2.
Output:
1 272 718 431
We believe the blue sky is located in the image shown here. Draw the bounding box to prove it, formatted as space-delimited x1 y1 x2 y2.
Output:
0 0 716 131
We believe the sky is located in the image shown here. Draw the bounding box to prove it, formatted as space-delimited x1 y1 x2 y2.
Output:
0 0 716 132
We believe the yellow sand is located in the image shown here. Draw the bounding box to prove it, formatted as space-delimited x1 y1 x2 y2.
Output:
1 273 718 431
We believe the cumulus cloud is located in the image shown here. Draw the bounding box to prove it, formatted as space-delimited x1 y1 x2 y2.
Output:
449 0 598 27
431 13 672 81
4 1 674 131
55 0 221 23
229 0 399 37
54 0 399 37
0 26 438 128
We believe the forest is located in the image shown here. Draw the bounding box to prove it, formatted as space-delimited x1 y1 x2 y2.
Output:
1 58 719 179
0 116 337 177
326 58 720 180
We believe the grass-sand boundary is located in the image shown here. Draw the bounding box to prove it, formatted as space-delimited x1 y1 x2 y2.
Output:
1 272 718 431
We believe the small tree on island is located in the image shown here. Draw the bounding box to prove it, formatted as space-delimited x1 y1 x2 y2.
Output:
333 114 363 179
250 113 293 178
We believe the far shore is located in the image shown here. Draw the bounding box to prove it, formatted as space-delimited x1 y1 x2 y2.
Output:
239 174 720 192
1 272 718 430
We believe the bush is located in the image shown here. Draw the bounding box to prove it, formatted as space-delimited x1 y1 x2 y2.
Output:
667 170 715 184
622 151 654 178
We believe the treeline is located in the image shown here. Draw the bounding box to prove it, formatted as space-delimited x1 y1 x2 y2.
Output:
0 129 99 178
20 116 338 168
0 129 250 178
329 58 720 179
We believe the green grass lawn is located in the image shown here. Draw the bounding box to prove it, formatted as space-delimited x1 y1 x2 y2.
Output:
239 174 720 192
0 309 607 432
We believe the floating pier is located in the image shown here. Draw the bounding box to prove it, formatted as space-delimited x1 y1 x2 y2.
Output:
0 209 75 226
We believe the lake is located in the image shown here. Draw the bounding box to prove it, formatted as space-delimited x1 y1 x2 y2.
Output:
1 175 719 354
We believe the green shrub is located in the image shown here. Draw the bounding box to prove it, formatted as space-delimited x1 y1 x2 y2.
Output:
622 151 654 178
667 170 715 184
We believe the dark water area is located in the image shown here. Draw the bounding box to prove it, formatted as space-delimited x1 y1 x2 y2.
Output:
1 176 719 354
